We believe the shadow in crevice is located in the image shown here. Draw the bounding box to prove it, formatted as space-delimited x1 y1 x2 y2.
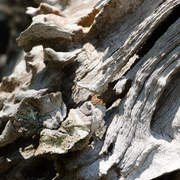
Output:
0 136 56 179
0 19 10 81
137 4 180 59
98 79 132 109
152 170 180 180
60 60 83 109
0 20 9 55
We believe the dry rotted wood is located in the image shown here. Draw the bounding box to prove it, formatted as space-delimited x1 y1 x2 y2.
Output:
0 0 180 180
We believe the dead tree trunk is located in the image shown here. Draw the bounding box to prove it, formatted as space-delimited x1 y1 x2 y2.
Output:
0 0 180 179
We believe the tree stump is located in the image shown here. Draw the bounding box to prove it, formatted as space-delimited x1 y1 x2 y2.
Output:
0 0 180 179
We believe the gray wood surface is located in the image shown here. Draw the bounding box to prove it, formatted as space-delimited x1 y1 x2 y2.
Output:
0 0 179 179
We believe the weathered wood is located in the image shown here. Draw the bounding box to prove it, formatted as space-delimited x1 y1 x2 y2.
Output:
0 0 180 179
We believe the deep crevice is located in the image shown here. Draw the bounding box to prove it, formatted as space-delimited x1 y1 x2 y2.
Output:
98 79 132 109
88 136 94 145
137 4 180 58
152 170 180 180
18 157 56 180
0 20 9 55
107 142 114 155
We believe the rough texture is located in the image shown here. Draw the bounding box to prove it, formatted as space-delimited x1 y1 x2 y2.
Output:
0 0 180 179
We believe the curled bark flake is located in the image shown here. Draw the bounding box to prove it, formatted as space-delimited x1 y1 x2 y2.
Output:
37 92 67 129
63 0 99 27
0 56 31 93
0 90 66 146
16 14 83 52
25 45 45 75
0 121 19 147
13 100 39 137
26 3 66 17
44 48 82 68
0 90 46 143
35 101 106 156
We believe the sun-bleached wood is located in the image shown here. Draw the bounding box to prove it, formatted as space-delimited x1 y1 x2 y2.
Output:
0 0 179 179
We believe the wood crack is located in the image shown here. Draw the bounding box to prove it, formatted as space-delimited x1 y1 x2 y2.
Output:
137 4 180 59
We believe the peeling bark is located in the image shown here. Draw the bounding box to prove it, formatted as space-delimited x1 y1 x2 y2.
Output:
0 0 180 179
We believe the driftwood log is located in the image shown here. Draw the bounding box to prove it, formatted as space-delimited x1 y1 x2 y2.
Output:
0 0 180 179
